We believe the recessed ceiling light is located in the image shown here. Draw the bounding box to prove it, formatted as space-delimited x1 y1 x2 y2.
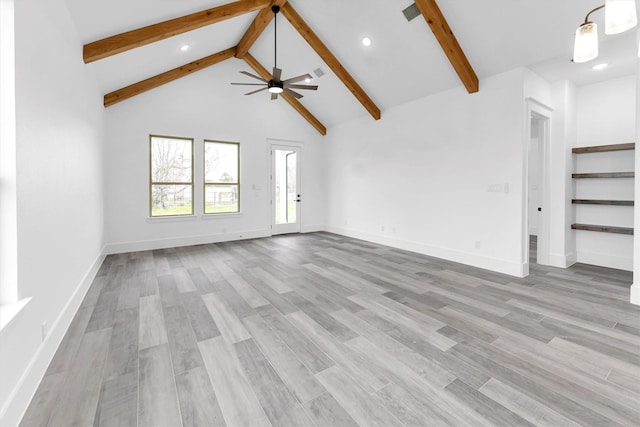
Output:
362 37 372 47
592 63 608 70
180 44 190 52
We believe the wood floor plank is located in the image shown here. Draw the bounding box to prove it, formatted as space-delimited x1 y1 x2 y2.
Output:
95 371 137 427
157 273 181 307
175 366 226 427
173 267 198 293
164 303 204 375
257 304 335 374
180 291 221 341
302 392 358 427
199 336 272 427
242 314 326 403
221 270 270 308
315 366 404 427
19 371 65 427
345 335 488 426
249 266 293 294
444 378 534 426
349 294 454 350
202 292 251 344
47 328 112 427
138 294 168 350
374 383 451 427
138 344 183 427
45 305 93 375
479 378 582 427
332 309 455 389
234 338 314 426
286 311 389 393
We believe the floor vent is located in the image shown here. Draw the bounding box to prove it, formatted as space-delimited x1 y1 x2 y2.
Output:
403 3 421 22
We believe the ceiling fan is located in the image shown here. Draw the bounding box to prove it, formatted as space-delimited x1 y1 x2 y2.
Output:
231 5 318 100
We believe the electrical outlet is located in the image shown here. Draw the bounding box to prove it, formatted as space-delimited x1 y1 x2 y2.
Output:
41 321 48 342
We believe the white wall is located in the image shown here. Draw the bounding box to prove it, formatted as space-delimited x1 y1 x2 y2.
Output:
104 58 326 253
549 80 578 268
0 0 106 423
326 69 528 276
574 75 636 270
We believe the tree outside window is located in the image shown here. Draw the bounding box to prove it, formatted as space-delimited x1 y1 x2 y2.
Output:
149 135 193 217
204 141 239 214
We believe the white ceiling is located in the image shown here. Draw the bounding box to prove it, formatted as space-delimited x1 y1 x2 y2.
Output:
65 0 639 128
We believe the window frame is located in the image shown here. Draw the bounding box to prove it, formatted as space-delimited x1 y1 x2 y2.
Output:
149 134 195 218
203 139 240 215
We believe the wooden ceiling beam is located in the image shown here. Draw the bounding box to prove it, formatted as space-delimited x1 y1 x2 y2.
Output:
83 0 270 63
280 3 381 120
243 53 326 135
236 0 288 59
413 0 479 93
104 47 236 107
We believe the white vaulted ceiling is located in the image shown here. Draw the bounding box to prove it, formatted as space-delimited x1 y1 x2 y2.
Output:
64 0 639 129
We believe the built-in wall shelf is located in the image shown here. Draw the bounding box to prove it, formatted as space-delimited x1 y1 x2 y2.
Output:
571 142 634 238
572 143 635 154
572 199 634 206
572 172 634 179
571 224 634 235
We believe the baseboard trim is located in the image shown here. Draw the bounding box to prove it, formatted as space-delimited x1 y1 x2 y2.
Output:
549 251 577 268
104 229 271 254
301 224 326 233
326 226 525 277
0 248 106 427
576 251 633 271
631 284 640 306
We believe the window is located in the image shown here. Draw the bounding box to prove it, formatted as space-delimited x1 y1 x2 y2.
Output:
204 140 239 214
149 135 193 217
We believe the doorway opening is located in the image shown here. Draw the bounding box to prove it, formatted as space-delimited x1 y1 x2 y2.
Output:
271 143 301 235
526 102 552 271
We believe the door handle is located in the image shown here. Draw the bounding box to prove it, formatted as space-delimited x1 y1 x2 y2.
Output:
295 194 301 202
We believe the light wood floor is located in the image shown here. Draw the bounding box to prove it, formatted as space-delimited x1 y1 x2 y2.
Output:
21 232 640 426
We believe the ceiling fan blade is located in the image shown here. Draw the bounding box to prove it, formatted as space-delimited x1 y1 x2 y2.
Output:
285 84 318 91
245 87 268 96
284 88 303 99
240 71 268 82
283 73 312 84
271 93 278 101
272 67 282 82
231 83 266 86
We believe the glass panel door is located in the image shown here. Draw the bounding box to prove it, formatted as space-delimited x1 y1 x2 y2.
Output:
271 145 301 235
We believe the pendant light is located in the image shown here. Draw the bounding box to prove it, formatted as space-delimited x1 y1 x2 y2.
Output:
573 2 638 63
604 0 638 34
573 22 599 63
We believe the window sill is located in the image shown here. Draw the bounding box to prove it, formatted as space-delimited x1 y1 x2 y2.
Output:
0 297 32 331
201 212 243 220
147 215 198 224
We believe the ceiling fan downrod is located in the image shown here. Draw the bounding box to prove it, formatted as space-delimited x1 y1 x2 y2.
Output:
272 5 280 70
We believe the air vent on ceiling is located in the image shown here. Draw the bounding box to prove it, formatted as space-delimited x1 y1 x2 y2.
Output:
313 67 325 78
402 3 421 22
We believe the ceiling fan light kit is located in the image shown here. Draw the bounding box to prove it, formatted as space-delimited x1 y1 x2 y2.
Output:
231 5 318 100
572 0 637 63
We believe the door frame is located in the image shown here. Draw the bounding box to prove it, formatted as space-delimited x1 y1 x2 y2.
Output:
523 98 553 274
268 139 303 235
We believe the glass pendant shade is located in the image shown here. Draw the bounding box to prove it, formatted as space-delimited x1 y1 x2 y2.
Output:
604 0 638 34
573 22 599 63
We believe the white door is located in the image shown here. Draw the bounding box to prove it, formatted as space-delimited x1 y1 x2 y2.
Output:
271 144 301 235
